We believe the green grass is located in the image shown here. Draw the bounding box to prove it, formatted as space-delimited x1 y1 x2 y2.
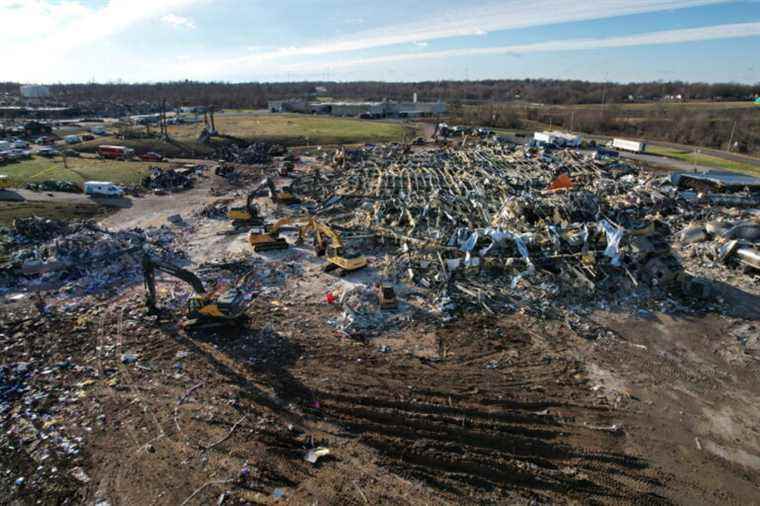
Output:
542 101 759 112
169 113 418 146
0 200 108 227
77 137 213 158
647 146 760 177
0 157 154 188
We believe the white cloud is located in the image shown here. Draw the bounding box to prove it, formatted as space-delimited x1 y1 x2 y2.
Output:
171 0 732 78
0 0 205 81
282 22 760 73
162 13 196 30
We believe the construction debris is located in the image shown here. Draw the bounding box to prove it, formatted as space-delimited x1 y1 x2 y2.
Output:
24 180 81 193
142 167 194 192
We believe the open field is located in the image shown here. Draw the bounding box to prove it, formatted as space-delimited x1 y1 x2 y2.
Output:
168 113 419 146
646 145 760 177
0 200 106 226
546 100 758 112
0 157 154 187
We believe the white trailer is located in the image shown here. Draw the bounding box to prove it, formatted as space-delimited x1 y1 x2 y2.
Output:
84 181 124 198
533 131 582 148
612 138 646 153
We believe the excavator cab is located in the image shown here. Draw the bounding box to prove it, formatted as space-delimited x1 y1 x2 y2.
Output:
142 252 252 327
248 216 292 252
227 191 263 230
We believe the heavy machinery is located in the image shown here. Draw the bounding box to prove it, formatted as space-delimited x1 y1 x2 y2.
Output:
298 218 368 275
227 191 263 230
248 216 295 252
263 177 300 205
376 283 398 310
142 252 252 326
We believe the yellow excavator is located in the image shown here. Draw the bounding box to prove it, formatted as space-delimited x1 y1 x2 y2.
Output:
298 218 368 275
142 252 253 327
248 216 297 252
263 177 300 205
227 191 263 230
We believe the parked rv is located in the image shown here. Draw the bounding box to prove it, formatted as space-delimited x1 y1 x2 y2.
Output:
84 181 124 198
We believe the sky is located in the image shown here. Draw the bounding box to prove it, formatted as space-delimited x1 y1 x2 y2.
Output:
0 0 759 84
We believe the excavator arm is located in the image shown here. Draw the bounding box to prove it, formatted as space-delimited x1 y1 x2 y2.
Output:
142 253 206 313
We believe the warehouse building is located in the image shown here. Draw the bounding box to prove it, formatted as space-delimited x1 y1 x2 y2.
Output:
267 98 447 118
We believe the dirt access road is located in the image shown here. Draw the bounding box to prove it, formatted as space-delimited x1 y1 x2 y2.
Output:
2 170 759 505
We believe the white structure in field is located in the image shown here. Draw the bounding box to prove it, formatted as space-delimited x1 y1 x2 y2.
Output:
612 138 647 153
533 131 582 148
20 85 50 99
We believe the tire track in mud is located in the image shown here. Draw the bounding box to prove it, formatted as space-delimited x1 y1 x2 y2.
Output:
298 317 671 503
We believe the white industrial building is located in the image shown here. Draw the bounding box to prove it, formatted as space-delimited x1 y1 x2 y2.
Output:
533 131 582 148
268 97 447 118
20 85 50 99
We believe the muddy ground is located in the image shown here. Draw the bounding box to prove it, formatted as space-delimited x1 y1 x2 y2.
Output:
1 168 759 505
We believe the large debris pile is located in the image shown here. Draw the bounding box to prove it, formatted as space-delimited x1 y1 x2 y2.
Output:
24 181 81 193
300 144 760 315
142 167 193 192
1 219 181 296
215 142 287 165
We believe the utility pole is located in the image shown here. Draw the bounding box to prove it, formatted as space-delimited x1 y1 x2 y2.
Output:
727 120 737 152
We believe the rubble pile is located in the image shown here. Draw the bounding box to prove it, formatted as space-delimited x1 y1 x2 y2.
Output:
1 220 181 296
24 181 81 193
142 167 193 192
303 144 760 315
216 142 287 165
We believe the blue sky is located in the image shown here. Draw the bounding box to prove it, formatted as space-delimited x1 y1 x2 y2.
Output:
0 0 758 83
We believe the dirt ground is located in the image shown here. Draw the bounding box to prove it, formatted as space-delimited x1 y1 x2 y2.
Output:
2 166 759 505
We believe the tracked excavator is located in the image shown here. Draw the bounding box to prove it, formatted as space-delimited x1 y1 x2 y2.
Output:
247 216 297 252
263 177 300 205
227 191 263 230
142 252 253 327
298 218 368 275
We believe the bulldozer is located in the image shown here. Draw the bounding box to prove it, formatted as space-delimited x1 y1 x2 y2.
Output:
142 252 253 327
298 218 368 275
376 283 398 310
227 191 263 230
248 216 296 252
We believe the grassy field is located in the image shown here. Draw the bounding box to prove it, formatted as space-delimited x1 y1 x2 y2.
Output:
0 200 107 227
647 146 760 177
533 101 759 112
169 113 418 146
0 157 154 187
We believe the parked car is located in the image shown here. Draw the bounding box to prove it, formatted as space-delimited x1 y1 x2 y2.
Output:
138 152 164 162
12 140 29 149
81 134 96 141
64 135 82 145
35 136 55 145
63 149 81 157
38 146 61 157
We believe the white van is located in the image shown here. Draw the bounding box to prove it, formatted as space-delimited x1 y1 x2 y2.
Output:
84 181 124 198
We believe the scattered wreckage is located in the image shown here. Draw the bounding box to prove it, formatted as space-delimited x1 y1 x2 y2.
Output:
288 143 760 316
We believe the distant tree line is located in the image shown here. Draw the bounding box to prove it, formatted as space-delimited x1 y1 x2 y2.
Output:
0 79 758 109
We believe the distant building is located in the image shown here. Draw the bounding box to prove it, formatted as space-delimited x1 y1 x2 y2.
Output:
20 85 50 99
268 97 447 118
